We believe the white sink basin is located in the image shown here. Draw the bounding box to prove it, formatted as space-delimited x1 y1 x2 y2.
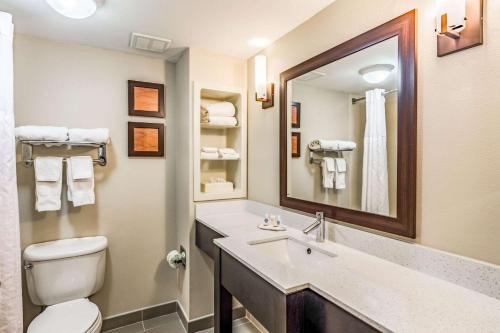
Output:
248 237 336 268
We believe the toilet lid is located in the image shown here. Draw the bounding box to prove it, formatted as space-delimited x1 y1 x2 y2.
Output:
28 299 100 333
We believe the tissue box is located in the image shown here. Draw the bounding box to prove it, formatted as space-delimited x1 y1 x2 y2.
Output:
201 181 234 193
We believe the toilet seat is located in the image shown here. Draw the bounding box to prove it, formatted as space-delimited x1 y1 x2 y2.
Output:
27 298 102 333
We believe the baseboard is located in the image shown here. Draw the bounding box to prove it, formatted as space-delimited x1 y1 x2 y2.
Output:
101 300 177 331
176 302 246 333
101 300 245 332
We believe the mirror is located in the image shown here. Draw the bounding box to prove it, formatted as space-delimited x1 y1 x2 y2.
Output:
280 11 417 238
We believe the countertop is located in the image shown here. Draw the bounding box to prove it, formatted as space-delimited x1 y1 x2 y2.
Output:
196 208 500 333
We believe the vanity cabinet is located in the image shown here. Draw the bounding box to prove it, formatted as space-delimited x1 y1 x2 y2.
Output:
195 220 380 333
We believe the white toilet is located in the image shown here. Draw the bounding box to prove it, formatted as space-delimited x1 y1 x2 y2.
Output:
23 236 108 333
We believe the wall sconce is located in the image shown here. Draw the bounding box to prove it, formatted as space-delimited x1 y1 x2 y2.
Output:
254 55 274 109
435 0 483 57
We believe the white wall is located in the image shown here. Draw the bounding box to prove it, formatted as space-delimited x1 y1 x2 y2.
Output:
248 0 500 265
14 35 178 324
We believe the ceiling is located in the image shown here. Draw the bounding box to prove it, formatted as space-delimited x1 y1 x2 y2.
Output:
293 36 398 94
0 0 335 60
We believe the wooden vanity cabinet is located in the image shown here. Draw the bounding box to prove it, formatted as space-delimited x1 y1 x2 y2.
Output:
195 220 380 333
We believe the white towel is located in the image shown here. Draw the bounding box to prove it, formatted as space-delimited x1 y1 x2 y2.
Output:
201 99 236 117
67 156 95 207
208 116 238 127
218 148 239 160
34 157 63 212
334 158 347 190
68 128 110 143
321 157 335 189
201 147 218 153
15 126 68 141
309 140 356 151
201 151 219 160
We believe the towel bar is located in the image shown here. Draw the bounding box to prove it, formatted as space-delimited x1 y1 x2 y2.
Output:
20 140 107 167
308 148 353 164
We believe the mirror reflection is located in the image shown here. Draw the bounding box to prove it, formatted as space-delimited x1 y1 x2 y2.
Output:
287 36 398 217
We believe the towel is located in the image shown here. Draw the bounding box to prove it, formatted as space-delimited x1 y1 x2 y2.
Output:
67 156 95 207
321 157 335 189
201 147 218 153
15 126 68 141
201 99 236 117
334 158 347 190
208 116 237 127
201 151 219 160
68 128 110 144
309 140 356 151
218 148 239 160
34 157 63 211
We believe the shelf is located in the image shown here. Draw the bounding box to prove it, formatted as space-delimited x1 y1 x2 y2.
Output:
201 123 240 129
19 140 105 147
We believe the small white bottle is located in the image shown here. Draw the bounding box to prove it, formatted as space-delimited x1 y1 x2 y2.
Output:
264 213 270 225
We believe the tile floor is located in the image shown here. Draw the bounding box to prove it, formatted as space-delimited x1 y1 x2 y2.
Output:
104 313 261 333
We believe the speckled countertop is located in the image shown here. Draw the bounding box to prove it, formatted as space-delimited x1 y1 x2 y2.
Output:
196 208 500 333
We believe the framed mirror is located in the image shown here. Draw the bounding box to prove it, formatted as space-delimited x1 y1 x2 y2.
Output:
280 11 416 238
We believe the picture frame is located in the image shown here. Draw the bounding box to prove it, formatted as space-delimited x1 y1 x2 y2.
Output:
128 122 164 157
291 102 301 128
128 80 165 118
291 132 301 158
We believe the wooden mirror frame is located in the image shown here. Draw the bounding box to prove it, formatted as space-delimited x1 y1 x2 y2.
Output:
279 10 417 238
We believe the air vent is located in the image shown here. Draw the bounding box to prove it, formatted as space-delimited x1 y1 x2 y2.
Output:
296 71 326 81
129 33 172 54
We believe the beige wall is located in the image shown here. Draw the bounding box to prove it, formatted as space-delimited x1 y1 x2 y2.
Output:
248 0 500 265
14 35 178 325
174 48 247 319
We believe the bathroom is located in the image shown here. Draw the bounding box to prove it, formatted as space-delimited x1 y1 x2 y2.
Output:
0 0 499 332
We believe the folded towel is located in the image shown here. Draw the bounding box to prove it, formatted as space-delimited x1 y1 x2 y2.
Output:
68 128 110 144
219 153 240 160
201 99 236 117
321 157 335 189
201 152 219 160
34 157 63 212
15 126 68 141
334 158 346 190
67 156 95 207
309 140 356 151
208 116 237 126
201 147 218 153
70 156 93 180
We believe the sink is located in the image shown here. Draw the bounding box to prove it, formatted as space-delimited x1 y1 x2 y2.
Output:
248 237 336 268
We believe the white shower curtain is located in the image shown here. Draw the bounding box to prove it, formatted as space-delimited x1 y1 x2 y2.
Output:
361 89 389 215
0 11 23 333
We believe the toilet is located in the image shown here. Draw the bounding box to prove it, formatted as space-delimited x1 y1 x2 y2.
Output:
23 236 108 333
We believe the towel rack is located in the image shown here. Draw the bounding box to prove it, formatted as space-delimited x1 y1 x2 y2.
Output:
308 148 353 165
20 140 107 167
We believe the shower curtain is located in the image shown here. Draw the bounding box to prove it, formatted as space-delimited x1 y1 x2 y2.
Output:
0 11 23 333
361 88 389 215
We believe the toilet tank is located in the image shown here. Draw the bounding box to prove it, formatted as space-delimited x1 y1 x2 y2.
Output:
23 236 108 306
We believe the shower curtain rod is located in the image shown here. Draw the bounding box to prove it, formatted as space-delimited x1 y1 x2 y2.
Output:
351 89 398 104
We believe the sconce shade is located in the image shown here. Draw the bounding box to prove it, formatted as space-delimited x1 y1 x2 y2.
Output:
254 55 267 101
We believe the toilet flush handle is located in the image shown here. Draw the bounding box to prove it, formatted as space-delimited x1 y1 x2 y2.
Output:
24 262 33 270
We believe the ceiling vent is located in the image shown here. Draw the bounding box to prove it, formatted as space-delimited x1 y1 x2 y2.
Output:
129 33 172 54
296 71 326 81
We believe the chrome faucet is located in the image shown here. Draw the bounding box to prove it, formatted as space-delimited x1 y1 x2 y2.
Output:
302 212 326 242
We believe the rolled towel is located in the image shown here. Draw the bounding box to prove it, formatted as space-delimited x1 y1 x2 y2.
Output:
208 116 237 127
201 147 218 153
201 99 236 117
200 108 209 123
68 128 110 144
309 140 356 151
15 126 68 141
201 151 219 160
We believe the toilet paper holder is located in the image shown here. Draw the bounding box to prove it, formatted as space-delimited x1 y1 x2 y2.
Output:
166 245 186 269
